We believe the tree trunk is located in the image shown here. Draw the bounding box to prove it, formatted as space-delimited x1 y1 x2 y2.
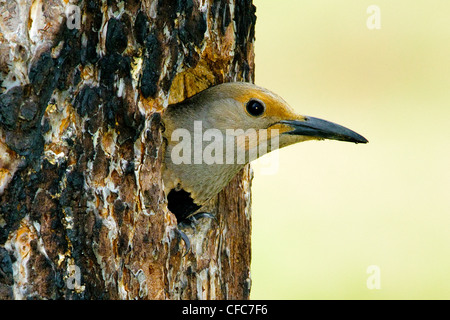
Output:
0 0 255 299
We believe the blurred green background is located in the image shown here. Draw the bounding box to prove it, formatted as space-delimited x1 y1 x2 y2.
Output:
250 0 450 299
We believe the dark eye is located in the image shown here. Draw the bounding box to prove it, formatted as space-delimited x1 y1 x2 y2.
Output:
246 99 265 117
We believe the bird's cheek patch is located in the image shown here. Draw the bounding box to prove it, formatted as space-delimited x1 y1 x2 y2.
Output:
235 128 281 153
234 130 259 152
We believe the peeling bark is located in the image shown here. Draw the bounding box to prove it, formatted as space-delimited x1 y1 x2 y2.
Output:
0 0 255 299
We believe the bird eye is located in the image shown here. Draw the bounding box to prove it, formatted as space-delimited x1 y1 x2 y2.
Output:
246 99 265 117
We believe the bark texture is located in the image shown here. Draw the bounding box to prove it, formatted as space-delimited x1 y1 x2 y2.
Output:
0 0 255 299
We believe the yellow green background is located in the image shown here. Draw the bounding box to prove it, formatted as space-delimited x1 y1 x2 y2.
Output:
251 0 450 299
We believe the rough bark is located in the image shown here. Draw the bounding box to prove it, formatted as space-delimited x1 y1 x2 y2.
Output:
0 0 255 299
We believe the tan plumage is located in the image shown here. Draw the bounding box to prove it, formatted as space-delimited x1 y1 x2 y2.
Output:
161 82 367 221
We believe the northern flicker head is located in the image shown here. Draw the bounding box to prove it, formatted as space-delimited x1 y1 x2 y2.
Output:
161 82 368 221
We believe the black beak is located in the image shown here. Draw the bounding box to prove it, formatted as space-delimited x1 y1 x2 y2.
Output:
281 117 368 144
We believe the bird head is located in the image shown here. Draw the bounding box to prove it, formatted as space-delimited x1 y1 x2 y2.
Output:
161 82 368 214
165 82 368 152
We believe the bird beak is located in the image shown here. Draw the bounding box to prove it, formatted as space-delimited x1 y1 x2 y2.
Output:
280 117 368 144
